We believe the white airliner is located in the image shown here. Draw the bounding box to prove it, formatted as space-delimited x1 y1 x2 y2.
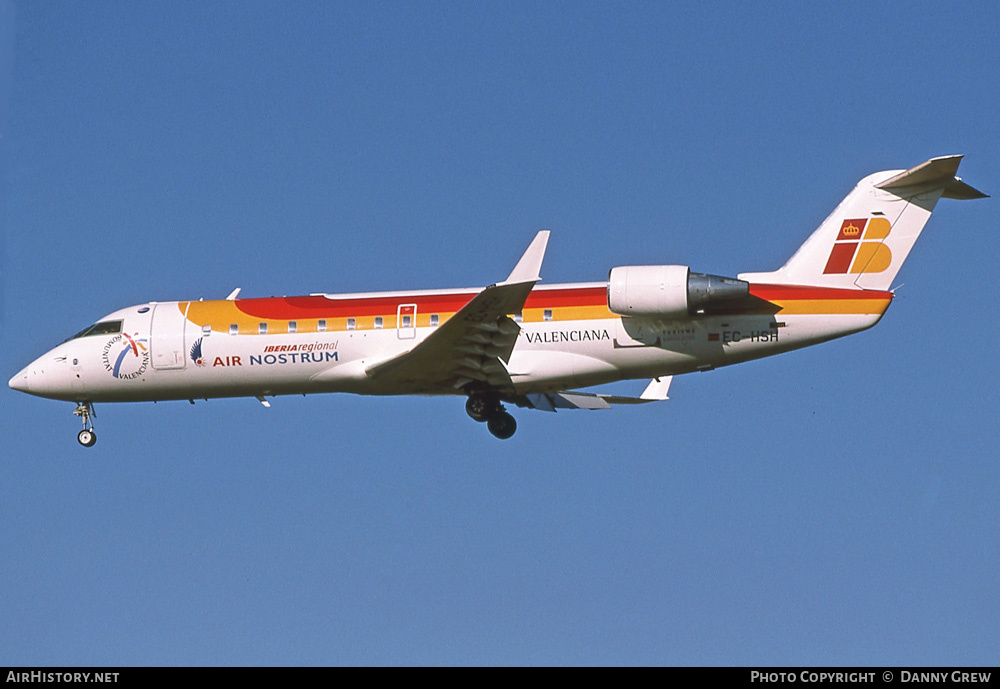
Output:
9 156 986 445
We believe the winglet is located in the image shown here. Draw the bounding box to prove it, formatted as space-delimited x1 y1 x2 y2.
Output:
640 376 672 401
499 230 550 286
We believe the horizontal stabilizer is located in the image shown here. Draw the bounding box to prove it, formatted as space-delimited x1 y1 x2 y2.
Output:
875 154 987 199
942 179 989 200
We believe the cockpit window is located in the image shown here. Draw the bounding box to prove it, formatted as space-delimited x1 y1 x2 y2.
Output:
67 320 123 341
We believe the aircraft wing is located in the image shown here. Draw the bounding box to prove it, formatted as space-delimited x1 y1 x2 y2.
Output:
365 232 550 393
519 376 672 411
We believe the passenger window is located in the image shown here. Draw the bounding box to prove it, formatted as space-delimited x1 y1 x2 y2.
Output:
543 309 553 322
202 324 211 336
513 312 523 323
402 315 412 328
258 323 268 335
430 314 439 327
347 318 356 330
229 324 238 335
375 316 383 329
318 319 327 332
288 321 297 334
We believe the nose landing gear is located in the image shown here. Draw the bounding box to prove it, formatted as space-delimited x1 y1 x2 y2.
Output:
73 402 97 447
465 393 517 440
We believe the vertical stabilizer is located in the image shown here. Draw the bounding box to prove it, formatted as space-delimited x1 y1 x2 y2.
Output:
739 156 986 290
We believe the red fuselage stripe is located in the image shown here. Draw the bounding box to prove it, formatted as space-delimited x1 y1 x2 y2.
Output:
229 284 888 320
235 286 610 319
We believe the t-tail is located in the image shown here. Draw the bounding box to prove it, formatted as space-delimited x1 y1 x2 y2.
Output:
739 155 987 290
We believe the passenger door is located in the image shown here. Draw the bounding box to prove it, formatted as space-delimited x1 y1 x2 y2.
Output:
150 302 189 370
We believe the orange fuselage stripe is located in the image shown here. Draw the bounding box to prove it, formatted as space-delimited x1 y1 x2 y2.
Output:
181 283 893 334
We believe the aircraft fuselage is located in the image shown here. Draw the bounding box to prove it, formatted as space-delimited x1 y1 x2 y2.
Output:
10 281 890 404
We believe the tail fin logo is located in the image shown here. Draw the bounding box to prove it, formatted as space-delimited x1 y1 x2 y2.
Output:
840 222 862 238
823 218 893 275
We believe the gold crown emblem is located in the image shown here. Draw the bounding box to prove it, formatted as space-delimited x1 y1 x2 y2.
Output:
842 223 861 237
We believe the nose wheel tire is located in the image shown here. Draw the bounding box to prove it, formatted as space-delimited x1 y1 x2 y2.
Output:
77 429 97 447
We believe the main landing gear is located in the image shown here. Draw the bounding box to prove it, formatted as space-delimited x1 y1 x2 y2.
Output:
73 402 97 447
466 393 517 440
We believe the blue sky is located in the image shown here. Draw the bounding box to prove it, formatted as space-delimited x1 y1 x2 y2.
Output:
2 2 997 665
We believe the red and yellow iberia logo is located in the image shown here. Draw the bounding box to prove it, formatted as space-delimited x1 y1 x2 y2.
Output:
823 218 892 274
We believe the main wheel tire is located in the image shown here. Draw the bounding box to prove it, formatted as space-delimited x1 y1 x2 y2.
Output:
465 395 492 422
77 429 97 447
487 412 517 440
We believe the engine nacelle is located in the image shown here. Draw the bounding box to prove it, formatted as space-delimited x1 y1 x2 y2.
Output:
607 265 750 318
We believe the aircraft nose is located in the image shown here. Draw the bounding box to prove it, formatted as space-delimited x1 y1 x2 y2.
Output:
9 368 31 393
10 350 80 400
